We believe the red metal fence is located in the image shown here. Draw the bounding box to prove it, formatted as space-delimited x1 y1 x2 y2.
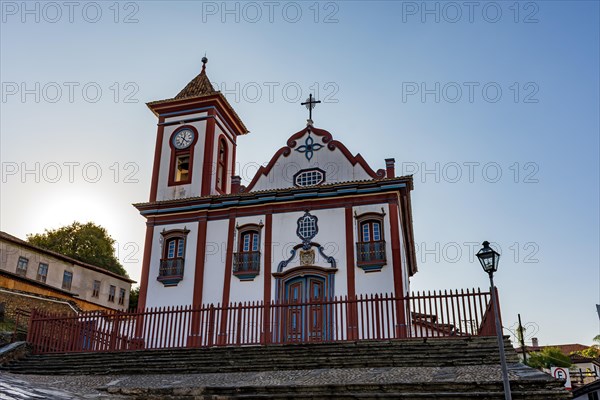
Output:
26 288 499 354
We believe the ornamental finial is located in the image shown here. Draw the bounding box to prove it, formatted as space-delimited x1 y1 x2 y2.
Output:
201 54 208 72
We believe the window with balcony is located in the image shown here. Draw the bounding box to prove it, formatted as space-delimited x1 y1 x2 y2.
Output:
157 228 189 286
36 263 48 282
355 213 387 272
62 271 73 290
233 224 262 281
16 257 28 277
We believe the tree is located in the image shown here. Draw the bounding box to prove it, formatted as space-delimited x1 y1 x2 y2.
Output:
572 335 600 359
527 347 572 369
27 222 129 277
128 286 140 310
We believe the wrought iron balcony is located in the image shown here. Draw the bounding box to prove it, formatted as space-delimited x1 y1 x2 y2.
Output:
356 240 387 272
157 258 184 286
233 251 261 281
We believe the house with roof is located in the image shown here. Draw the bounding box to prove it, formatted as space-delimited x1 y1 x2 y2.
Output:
0 231 135 320
515 337 600 387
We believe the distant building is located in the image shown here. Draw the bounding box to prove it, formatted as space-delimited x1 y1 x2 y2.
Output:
515 337 599 388
0 231 135 314
573 379 600 400
515 337 591 356
570 353 600 385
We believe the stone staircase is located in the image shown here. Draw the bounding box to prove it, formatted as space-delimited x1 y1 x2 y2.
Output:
3 337 513 375
1 337 570 399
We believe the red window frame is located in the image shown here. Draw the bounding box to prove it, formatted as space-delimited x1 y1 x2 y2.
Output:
360 220 382 243
239 230 260 253
168 126 199 187
215 137 228 193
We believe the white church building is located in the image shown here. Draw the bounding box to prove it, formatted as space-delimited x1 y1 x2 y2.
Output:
133 58 418 339
24 60 499 352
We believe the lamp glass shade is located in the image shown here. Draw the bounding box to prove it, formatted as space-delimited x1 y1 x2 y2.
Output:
476 241 500 273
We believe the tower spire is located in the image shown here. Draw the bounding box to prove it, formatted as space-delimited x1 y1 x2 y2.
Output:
174 55 215 100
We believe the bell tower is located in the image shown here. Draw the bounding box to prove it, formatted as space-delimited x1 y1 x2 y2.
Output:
146 57 249 202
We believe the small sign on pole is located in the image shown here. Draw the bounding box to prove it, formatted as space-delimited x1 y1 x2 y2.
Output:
551 367 572 390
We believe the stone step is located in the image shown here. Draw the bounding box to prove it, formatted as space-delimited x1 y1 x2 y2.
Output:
12 348 506 365
1 337 519 375
103 381 568 400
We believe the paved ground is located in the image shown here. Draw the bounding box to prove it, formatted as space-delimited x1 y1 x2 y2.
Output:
1 363 554 399
0 374 122 399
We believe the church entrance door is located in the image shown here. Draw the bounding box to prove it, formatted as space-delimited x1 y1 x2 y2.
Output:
285 276 327 342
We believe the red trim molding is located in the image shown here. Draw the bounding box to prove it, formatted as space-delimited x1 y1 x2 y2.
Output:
188 216 208 345
244 147 292 192
215 134 228 194
192 218 208 307
201 108 217 196
344 206 356 298
146 193 400 225
134 223 154 338
286 126 333 148
147 93 248 136
388 199 407 338
218 216 236 344
344 206 358 340
244 126 384 192
327 140 385 180
149 118 165 202
263 212 273 344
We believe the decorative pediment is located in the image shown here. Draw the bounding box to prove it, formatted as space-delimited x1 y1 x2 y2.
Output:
276 242 337 273
244 126 385 192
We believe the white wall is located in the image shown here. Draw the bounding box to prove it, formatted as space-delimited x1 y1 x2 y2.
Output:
251 131 374 191
202 219 229 305
145 222 198 308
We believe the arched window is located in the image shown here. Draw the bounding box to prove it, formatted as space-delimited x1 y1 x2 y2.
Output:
158 228 189 286
233 224 262 280
216 138 227 192
355 212 387 272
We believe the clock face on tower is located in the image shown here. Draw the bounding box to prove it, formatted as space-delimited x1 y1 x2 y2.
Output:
172 129 195 150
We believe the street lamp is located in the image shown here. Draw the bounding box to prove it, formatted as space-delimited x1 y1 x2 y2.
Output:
477 241 512 400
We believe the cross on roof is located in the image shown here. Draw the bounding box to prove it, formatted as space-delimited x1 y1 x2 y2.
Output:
301 94 321 125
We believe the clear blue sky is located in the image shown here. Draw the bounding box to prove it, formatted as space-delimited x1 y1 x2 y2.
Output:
1 1 598 346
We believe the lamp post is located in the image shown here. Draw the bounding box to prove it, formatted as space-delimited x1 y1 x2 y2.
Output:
477 241 512 400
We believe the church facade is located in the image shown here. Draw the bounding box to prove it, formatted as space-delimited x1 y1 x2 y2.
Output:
134 59 418 334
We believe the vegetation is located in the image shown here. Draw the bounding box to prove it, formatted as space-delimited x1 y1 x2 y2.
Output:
527 347 572 369
28 222 129 277
571 335 600 359
128 287 140 310
0 319 15 332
